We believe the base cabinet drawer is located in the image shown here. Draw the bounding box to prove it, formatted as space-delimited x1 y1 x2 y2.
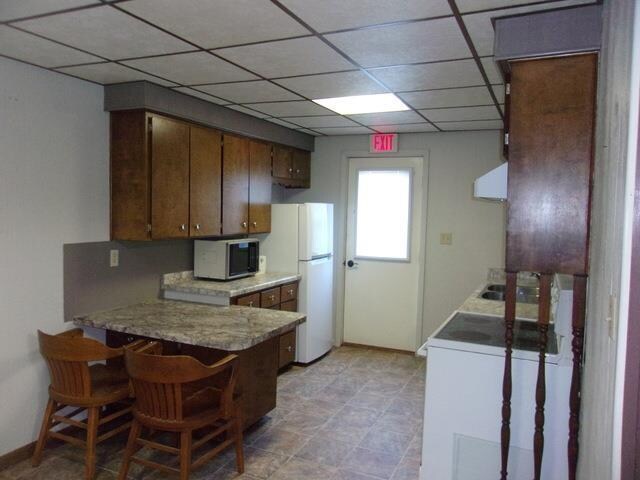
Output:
260 287 281 308
278 330 296 368
280 300 297 312
236 292 260 307
280 282 298 302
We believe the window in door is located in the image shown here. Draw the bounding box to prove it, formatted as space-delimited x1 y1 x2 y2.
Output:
355 168 412 261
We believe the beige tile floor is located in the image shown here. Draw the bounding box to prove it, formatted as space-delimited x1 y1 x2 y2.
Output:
2 346 425 480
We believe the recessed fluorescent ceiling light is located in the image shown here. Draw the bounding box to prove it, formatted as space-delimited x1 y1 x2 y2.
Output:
313 93 410 115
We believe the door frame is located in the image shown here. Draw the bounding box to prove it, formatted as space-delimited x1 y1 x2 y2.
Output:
333 149 430 352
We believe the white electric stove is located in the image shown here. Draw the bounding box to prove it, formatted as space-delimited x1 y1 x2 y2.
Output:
419 276 574 480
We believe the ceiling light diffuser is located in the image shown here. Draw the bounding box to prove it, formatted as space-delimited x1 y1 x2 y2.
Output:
312 93 410 115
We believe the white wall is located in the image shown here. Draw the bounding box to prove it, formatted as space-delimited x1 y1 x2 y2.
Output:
284 131 506 344
0 57 109 455
579 1 637 479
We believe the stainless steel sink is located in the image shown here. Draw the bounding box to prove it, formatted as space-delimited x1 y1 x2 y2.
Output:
480 284 539 304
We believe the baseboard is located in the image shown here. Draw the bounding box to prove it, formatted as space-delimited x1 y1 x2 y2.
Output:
0 441 35 471
341 342 415 355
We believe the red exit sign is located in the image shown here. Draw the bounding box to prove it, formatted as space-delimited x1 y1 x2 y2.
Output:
370 133 398 153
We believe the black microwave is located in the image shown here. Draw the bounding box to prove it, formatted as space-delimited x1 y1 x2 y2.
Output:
193 239 259 280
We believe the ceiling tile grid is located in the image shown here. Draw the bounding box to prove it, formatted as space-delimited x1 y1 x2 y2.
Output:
0 0 597 134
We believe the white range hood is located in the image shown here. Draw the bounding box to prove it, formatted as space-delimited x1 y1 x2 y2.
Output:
474 163 508 200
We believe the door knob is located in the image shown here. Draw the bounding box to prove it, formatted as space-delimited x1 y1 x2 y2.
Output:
346 260 358 268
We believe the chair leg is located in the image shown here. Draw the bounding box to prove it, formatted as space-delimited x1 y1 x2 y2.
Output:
117 419 141 480
179 430 192 480
32 398 56 467
233 414 244 474
85 407 100 480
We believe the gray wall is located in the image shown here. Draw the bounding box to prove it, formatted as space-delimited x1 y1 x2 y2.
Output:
280 131 506 346
579 1 637 479
0 56 109 455
63 240 193 322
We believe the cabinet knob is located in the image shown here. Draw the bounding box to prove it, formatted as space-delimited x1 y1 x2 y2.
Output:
288 289 294 295
195 223 201 231
296 169 301 174
180 224 186 231
126 336 134 343
252 221 257 227
248 301 254 307
242 221 248 228
288 168 293 173
270 295 275 301
287 346 293 352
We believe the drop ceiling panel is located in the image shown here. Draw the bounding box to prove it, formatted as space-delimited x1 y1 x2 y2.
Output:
0 0 97 22
244 100 334 117
15 6 193 59
194 80 301 103
56 62 178 86
374 123 438 133
265 118 304 129
462 0 597 56
296 128 322 136
369 59 484 92
436 120 503 131
325 18 470 68
398 86 494 109
122 52 258 85
481 57 504 85
215 37 354 78
281 116 358 128
348 110 424 126
457 0 595 13
314 126 374 135
420 105 502 122
120 0 309 49
227 105 270 119
274 71 386 99
172 87 230 105
0 26 102 67
279 0 452 33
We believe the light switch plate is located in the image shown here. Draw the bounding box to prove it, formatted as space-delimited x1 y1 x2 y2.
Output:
109 249 119 267
440 233 453 245
258 255 267 274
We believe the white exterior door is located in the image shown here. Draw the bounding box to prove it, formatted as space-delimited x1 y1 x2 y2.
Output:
343 157 425 351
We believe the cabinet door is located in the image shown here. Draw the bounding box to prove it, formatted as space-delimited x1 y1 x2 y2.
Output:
150 115 190 239
292 149 311 184
272 145 292 178
249 141 272 234
222 135 250 235
236 292 260 307
190 126 222 237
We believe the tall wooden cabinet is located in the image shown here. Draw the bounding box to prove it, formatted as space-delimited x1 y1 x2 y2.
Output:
249 141 272 234
111 111 223 240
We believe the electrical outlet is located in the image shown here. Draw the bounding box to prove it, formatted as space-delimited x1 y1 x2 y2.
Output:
440 233 453 246
109 249 119 268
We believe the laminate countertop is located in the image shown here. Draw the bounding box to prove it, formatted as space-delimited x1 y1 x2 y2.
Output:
162 271 301 298
73 299 306 351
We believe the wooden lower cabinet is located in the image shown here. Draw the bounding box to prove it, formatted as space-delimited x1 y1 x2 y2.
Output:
278 330 296 369
232 281 299 369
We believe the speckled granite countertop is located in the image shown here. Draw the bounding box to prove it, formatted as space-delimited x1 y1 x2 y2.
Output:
162 271 301 298
73 299 306 351
457 268 539 321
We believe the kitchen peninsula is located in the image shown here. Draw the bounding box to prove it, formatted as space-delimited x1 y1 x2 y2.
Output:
74 299 305 428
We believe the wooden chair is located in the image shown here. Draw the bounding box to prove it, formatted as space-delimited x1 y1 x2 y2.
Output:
33 328 143 479
118 346 244 480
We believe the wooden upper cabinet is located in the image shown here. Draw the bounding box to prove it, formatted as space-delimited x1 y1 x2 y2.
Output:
190 126 222 237
111 110 150 240
506 54 597 275
272 146 292 178
150 115 190 239
272 145 311 188
222 135 250 235
249 141 272 234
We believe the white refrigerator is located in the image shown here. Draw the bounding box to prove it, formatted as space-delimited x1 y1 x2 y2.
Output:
261 203 334 363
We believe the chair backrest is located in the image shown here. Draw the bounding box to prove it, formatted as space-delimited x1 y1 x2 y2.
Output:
124 348 238 422
37 329 123 399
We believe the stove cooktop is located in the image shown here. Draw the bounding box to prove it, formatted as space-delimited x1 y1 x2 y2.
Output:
434 312 558 354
